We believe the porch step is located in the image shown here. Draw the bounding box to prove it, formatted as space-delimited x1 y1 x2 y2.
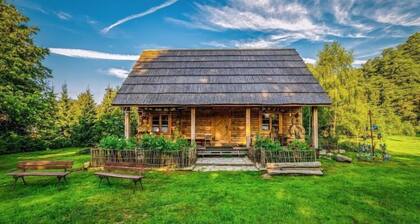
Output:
193 165 259 172
197 147 248 157
193 157 258 172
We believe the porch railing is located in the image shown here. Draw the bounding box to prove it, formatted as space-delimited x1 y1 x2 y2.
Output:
91 148 197 168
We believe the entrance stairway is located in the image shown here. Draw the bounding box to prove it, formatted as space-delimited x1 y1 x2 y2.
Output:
196 147 248 157
194 147 258 171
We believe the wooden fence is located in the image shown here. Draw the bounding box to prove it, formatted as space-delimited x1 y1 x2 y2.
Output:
249 148 317 167
91 148 197 168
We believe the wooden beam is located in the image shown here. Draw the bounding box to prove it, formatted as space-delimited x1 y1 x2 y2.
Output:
246 108 251 148
191 107 196 144
124 107 131 139
311 107 319 149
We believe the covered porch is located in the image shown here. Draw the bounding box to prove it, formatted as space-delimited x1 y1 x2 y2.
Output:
122 106 319 149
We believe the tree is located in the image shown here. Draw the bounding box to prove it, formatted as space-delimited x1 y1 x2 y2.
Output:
0 1 53 152
55 84 73 146
309 42 369 137
363 33 420 135
71 89 97 146
95 87 124 138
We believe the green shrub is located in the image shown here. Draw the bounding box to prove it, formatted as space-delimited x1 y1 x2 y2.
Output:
287 140 311 151
99 136 137 150
254 136 284 151
338 141 358 152
139 134 190 151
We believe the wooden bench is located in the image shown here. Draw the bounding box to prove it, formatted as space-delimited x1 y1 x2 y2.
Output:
7 160 73 188
266 162 323 176
94 162 144 192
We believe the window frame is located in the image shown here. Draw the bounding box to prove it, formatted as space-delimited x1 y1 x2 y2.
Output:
151 114 170 134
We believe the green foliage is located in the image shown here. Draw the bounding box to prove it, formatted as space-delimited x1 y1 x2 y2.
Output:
287 140 311 151
99 135 138 150
0 136 418 223
139 134 190 151
95 87 124 138
70 89 97 146
363 32 419 135
254 136 284 151
309 42 369 137
0 1 54 153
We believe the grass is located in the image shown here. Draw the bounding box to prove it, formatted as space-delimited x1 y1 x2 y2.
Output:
0 136 419 224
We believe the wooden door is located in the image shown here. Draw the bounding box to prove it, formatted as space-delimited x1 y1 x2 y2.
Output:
213 110 231 145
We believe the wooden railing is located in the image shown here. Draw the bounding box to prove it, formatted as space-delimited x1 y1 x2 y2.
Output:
91 148 197 168
249 148 317 167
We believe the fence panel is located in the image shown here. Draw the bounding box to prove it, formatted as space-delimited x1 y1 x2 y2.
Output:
91 148 196 168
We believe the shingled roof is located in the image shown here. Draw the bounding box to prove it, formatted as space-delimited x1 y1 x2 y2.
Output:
112 49 331 106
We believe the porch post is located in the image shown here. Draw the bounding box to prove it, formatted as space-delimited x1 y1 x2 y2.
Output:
191 107 196 144
311 106 319 149
124 107 131 139
246 108 251 148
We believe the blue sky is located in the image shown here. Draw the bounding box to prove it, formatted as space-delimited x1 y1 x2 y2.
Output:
9 0 420 101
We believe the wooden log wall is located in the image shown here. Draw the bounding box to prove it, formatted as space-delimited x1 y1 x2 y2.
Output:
137 106 304 146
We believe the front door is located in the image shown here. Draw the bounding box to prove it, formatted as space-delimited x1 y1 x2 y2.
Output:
213 110 231 146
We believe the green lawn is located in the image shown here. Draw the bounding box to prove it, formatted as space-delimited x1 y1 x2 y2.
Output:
0 136 419 224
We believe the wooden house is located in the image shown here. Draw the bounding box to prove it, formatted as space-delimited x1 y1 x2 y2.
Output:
112 49 331 148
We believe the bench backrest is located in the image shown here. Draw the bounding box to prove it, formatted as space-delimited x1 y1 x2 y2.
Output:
104 162 144 174
17 161 73 171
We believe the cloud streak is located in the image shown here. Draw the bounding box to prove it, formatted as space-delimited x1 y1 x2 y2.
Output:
49 48 138 61
102 0 178 33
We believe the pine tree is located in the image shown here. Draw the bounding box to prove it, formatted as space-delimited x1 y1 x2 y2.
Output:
95 87 124 138
55 84 73 146
71 89 97 146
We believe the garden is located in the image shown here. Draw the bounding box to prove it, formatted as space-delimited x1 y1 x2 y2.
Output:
91 134 196 168
0 136 418 223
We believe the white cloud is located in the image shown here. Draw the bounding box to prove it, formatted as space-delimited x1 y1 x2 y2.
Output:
107 68 130 78
56 11 72 20
102 0 178 33
303 58 316 64
49 48 138 61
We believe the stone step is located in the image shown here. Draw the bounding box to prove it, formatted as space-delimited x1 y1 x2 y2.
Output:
195 157 254 166
197 151 247 156
193 165 259 172
267 169 323 176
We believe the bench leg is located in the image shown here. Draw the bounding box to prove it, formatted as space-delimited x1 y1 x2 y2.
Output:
98 176 103 186
139 179 144 190
12 176 18 189
105 176 111 185
133 180 137 193
20 176 27 185
57 176 63 185
63 176 68 184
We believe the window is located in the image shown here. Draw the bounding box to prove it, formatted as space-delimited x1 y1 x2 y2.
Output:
262 113 270 130
161 115 169 133
152 116 160 132
152 114 170 133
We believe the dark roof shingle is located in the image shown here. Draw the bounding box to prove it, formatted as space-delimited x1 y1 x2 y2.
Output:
113 49 331 106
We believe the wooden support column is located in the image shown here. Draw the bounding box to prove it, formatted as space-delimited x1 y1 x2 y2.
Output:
190 107 196 144
124 107 131 139
311 107 319 149
246 108 251 148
